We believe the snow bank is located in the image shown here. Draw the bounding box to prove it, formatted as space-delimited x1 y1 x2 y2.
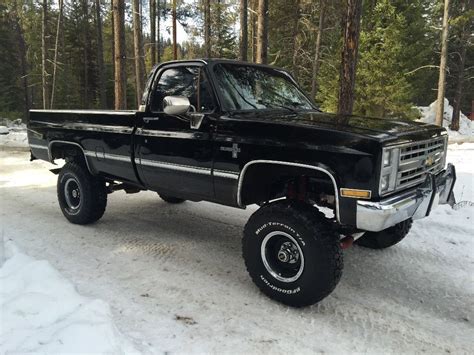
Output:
0 241 139 354
0 119 28 149
417 98 473 141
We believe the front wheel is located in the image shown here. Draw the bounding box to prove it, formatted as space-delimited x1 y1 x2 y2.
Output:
242 200 343 307
57 162 107 224
355 219 413 249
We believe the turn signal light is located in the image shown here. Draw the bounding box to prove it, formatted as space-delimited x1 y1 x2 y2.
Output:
340 188 372 199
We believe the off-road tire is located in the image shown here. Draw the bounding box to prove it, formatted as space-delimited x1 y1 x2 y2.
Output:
57 162 107 224
158 194 185 204
243 200 343 307
355 219 413 249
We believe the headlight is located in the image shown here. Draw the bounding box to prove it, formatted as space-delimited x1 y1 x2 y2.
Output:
380 175 390 192
383 150 391 167
379 147 400 195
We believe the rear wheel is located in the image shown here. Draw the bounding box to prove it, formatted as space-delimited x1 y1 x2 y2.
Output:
158 193 185 204
355 219 413 249
57 162 107 224
242 200 343 307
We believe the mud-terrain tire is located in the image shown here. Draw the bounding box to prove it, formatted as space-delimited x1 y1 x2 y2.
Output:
243 200 343 307
355 219 413 249
57 162 107 224
158 194 185 204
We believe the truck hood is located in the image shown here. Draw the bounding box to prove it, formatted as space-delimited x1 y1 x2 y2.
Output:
230 110 445 142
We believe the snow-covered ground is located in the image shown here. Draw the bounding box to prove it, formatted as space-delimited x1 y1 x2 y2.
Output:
0 242 139 353
417 99 473 142
1 144 473 353
0 119 28 149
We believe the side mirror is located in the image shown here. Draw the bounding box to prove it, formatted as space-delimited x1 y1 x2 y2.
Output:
163 96 190 115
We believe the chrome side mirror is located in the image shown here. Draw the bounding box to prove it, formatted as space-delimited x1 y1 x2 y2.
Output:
163 96 190 115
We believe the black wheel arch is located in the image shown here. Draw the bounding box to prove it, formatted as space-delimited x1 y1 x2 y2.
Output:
237 160 340 220
48 140 96 174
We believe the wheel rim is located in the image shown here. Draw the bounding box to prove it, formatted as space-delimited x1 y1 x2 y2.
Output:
64 177 82 211
261 231 304 283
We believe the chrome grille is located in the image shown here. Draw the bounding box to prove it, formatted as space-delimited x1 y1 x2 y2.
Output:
396 137 446 189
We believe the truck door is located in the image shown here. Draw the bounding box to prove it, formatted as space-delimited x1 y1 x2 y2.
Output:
135 64 216 199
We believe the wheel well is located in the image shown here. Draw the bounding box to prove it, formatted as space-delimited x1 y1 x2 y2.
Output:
49 142 93 173
238 163 337 210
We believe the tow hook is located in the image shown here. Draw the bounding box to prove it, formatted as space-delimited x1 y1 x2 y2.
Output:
340 236 354 249
340 232 365 249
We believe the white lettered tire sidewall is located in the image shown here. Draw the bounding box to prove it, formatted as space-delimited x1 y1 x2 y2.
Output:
254 221 307 295
243 201 343 307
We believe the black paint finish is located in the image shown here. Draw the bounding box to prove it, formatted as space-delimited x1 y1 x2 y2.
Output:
28 59 447 227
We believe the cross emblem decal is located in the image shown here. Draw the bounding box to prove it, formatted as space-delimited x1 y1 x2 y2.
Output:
220 143 241 159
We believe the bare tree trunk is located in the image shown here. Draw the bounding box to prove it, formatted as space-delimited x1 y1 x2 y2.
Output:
216 0 223 56
133 0 146 106
291 0 301 79
451 44 466 131
435 0 450 126
256 0 268 64
113 0 127 110
311 0 325 100
239 0 248 61
12 8 30 118
50 0 63 108
150 0 156 65
95 0 107 108
204 0 211 57
451 0 468 131
337 0 362 115
41 0 49 109
172 0 178 59
157 0 161 62
111 1 115 82
251 0 257 62
82 0 90 108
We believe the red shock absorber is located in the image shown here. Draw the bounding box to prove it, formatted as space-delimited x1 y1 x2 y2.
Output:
287 180 296 199
298 176 307 201
286 176 307 201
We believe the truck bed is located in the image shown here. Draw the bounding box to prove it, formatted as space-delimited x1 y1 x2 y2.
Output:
28 109 139 183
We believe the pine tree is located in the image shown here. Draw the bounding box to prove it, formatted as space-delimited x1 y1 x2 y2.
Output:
435 0 450 126
338 0 363 115
256 0 268 64
133 0 145 105
113 0 127 109
239 0 248 61
354 0 416 118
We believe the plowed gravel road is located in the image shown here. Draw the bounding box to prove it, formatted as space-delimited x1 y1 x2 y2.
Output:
1 148 473 354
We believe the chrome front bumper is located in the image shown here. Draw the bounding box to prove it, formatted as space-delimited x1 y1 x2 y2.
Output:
356 164 456 232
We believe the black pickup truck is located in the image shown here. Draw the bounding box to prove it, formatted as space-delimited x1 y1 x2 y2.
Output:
28 59 456 307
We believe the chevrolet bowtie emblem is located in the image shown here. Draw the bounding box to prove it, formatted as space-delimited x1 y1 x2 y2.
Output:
424 155 435 167
220 143 241 158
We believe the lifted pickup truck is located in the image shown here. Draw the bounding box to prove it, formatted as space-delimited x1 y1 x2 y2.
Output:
28 59 456 307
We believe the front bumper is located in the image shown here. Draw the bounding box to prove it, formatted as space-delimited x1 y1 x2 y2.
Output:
356 164 456 232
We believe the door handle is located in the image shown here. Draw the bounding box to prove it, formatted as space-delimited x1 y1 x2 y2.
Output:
143 117 159 123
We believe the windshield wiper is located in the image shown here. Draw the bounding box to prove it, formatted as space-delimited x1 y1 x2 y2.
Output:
258 100 298 114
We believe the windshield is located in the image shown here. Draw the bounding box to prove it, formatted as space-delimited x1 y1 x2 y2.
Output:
213 64 314 112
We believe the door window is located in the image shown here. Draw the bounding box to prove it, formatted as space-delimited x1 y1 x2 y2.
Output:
151 66 215 113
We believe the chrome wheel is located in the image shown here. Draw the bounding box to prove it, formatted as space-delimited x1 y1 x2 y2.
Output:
64 177 82 213
261 231 304 283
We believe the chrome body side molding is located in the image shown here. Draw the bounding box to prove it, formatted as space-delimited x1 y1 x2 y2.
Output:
29 109 136 116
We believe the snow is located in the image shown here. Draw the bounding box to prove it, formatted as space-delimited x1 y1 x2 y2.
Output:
417 98 473 142
1 145 473 353
0 241 139 354
0 120 28 149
